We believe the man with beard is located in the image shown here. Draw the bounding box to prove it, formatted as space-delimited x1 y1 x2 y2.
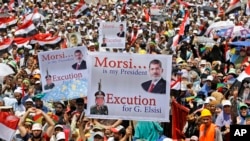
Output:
141 59 166 94
18 107 55 141
54 101 66 123
13 87 26 116
107 125 126 141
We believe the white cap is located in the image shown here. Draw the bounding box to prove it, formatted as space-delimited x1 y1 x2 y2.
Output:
222 100 231 107
55 124 64 129
190 135 198 141
14 87 22 94
35 81 40 84
32 69 40 75
32 123 42 130
93 131 104 138
205 96 216 104
180 83 187 91
24 44 32 49
200 60 206 65
25 98 33 103
56 132 66 140
193 30 198 34
206 75 214 81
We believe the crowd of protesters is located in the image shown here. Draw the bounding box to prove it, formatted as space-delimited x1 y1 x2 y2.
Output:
1 0 250 141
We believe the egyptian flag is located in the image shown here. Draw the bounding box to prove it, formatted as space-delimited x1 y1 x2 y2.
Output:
23 8 45 23
13 37 30 48
0 38 13 51
237 65 250 82
177 0 194 7
121 4 127 14
15 20 37 36
246 0 250 15
171 11 189 49
73 0 88 17
225 0 241 14
0 16 17 29
30 35 61 46
144 8 151 22
32 33 52 40
8 0 15 11
171 77 181 90
217 5 225 17
0 112 20 141
172 99 189 140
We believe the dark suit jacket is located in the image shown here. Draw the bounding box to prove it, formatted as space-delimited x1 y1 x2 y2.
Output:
141 78 166 94
44 83 55 90
72 60 87 70
117 31 125 37
101 43 107 47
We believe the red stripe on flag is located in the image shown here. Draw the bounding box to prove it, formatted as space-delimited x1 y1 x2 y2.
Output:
171 99 189 140
0 112 19 129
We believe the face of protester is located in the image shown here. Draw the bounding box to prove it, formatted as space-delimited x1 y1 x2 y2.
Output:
32 130 42 138
206 80 212 86
113 132 122 141
210 104 216 113
55 104 64 116
35 99 43 108
94 136 104 141
240 50 246 56
246 119 250 125
25 102 33 110
215 107 222 115
149 63 163 82
223 105 231 114
202 116 212 127
54 127 64 135
76 103 84 112
14 92 22 102
240 107 248 116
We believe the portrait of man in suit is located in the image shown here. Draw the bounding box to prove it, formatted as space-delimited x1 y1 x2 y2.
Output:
141 59 166 94
117 24 125 37
44 75 55 90
101 37 107 47
72 49 87 70
70 34 78 47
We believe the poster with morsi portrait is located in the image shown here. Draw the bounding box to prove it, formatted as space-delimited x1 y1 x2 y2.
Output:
87 52 172 122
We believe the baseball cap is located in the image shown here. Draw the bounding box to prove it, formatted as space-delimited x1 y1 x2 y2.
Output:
190 135 198 141
55 124 64 129
56 132 66 140
32 123 42 131
110 125 125 133
222 100 231 107
14 87 22 94
25 98 34 103
93 131 104 138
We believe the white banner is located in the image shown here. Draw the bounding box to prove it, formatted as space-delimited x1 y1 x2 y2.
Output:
38 47 88 101
86 53 172 122
150 6 167 21
98 22 126 49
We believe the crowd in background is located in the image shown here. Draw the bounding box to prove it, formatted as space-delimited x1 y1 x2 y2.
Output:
1 0 250 140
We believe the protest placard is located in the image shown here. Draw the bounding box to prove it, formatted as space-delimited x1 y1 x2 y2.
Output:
87 53 172 121
98 22 126 49
38 47 88 101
